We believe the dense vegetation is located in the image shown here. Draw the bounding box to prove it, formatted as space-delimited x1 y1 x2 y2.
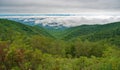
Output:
0 19 120 70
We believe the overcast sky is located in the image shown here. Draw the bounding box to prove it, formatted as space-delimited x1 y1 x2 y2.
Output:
0 0 120 14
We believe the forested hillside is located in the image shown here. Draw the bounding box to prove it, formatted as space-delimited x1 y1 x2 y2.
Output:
0 19 120 70
60 22 120 46
62 22 119 38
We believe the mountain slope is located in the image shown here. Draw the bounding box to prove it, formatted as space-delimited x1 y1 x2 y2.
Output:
1 19 119 46
61 22 120 46
62 22 120 40
0 19 53 41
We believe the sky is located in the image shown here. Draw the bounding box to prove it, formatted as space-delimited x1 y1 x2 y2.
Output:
0 0 120 25
0 0 120 14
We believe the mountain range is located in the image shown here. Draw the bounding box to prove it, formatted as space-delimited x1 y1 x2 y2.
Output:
0 19 120 46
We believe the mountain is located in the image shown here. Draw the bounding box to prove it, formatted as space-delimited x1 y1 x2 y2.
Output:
0 19 53 41
0 19 120 46
62 22 120 46
0 18 120 70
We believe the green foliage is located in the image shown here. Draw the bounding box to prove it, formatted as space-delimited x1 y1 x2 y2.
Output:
61 22 120 46
0 19 120 70
0 19 53 41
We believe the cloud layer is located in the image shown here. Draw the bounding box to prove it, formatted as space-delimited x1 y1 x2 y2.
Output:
3 16 119 27
0 0 120 13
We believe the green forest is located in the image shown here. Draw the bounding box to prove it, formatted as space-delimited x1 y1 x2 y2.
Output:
0 19 120 70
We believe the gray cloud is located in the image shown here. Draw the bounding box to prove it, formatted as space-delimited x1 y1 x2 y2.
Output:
0 0 120 13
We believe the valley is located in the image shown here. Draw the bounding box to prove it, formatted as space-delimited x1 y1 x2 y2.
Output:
0 19 120 70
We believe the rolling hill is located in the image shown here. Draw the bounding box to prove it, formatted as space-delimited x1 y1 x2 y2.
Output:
61 22 120 46
0 19 53 41
64 22 120 39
